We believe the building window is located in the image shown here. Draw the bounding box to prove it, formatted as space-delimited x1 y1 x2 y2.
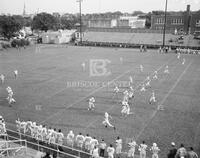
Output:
196 20 200 27
156 18 164 24
172 18 183 25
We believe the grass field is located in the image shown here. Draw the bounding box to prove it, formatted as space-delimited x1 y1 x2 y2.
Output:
0 45 200 157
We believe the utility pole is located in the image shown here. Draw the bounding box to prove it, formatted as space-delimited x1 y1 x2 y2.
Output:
162 0 168 48
77 0 83 43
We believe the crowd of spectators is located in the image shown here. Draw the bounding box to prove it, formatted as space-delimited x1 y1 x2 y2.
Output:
13 119 199 158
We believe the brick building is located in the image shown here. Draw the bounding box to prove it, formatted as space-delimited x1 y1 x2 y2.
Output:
151 5 200 34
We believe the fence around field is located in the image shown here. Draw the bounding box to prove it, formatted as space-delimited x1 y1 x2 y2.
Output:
4 125 92 158
0 136 27 157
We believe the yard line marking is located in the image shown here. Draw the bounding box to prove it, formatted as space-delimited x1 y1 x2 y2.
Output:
135 61 193 141
84 60 173 130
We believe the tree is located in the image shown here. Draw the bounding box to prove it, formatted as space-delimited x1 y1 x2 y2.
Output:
12 15 25 27
132 11 144 16
0 15 22 40
145 12 151 29
60 15 79 29
31 12 59 32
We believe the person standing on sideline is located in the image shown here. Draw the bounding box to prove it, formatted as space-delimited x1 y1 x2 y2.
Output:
0 74 5 84
99 139 106 157
14 70 18 79
107 144 115 158
150 143 160 158
92 146 99 158
188 147 198 158
176 144 187 158
128 140 137 158
116 136 122 158
168 142 177 158
139 141 148 158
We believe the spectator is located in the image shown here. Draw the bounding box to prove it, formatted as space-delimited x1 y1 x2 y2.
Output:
99 139 106 157
140 45 143 52
92 145 99 158
176 144 187 158
188 147 198 158
168 142 177 158
139 141 148 158
107 144 115 158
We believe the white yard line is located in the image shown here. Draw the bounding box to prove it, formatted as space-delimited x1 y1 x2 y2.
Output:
135 61 193 141
84 60 171 130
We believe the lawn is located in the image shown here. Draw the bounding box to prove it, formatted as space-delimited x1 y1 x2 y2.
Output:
0 45 200 157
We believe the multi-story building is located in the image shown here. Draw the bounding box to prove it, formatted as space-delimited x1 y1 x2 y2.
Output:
88 15 146 28
151 5 200 34
190 11 200 33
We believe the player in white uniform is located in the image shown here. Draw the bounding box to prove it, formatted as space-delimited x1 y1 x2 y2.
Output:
84 134 92 151
139 141 148 158
102 112 116 130
6 87 16 105
129 76 133 85
120 57 123 64
67 130 74 147
121 101 132 116
57 129 64 145
116 136 122 157
90 137 99 154
164 66 169 74
88 97 95 111
82 62 86 71
92 146 99 158
149 91 156 104
123 90 129 103
128 87 134 99
114 86 119 93
140 84 146 92
145 76 151 88
49 128 57 144
76 133 85 149
177 52 181 59
0 74 5 84
150 143 160 158
153 71 158 80
182 58 185 65
121 101 128 116
41 125 47 142
113 86 120 100
37 125 43 140
14 70 18 79
140 65 144 72
0 116 6 135
107 144 115 158
128 140 137 158
145 80 151 88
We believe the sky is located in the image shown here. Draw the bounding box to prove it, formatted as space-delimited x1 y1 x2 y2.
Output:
0 0 200 15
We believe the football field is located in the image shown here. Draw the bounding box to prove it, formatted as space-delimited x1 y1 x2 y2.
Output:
0 45 200 157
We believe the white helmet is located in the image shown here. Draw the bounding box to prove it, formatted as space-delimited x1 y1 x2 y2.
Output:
153 143 157 147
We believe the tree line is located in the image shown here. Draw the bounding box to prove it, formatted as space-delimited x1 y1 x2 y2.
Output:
0 11 155 40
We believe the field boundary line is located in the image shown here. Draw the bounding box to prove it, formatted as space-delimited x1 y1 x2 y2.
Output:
135 61 193 141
